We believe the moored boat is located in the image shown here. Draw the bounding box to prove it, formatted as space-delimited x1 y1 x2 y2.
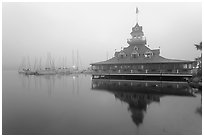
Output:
24 69 36 75
57 67 71 75
36 68 57 75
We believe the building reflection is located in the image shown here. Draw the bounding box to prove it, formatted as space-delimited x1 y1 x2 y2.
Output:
91 79 195 127
195 91 202 116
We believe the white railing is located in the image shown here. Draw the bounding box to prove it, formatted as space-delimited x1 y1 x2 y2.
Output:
92 69 192 75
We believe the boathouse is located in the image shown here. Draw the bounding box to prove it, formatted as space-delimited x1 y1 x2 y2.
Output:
90 8 194 81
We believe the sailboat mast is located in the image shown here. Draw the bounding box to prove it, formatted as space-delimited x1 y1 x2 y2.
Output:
19 57 26 70
33 58 37 71
77 50 79 70
63 57 65 68
72 50 75 68
27 56 30 69
39 57 42 70
65 56 67 68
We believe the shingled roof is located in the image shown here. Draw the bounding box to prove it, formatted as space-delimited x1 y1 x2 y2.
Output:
91 44 194 65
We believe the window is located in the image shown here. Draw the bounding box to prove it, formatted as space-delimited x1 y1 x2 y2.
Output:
134 27 139 31
118 51 126 58
144 51 153 58
131 50 139 58
183 64 187 69
131 53 139 58
92 65 99 70
134 46 139 50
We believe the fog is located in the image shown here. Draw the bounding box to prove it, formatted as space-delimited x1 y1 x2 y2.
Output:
2 2 202 70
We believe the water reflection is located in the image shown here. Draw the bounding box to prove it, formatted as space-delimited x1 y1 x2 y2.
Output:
92 79 195 127
3 71 201 134
71 75 79 94
195 92 202 116
44 75 55 96
18 74 56 96
19 74 31 89
18 74 81 96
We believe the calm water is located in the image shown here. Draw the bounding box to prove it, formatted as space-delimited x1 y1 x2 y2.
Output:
2 70 202 135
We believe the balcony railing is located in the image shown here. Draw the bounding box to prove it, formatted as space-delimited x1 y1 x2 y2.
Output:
92 69 192 75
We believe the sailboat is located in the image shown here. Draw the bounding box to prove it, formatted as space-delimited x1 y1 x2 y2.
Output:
18 56 35 75
18 57 26 74
36 54 57 75
70 49 82 74
57 57 71 75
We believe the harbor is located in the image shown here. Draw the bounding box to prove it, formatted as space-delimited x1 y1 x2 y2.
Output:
3 3 202 135
2 70 202 134
18 52 92 75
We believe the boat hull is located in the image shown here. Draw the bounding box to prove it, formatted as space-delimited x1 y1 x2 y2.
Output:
57 69 71 75
36 70 57 75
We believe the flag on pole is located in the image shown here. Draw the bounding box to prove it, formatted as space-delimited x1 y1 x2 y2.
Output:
136 7 139 14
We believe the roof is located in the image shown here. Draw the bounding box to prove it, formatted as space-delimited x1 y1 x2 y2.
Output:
91 56 194 65
91 44 194 65
90 20 194 66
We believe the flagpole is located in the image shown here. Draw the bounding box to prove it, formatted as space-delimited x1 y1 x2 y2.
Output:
136 7 139 24
137 12 138 24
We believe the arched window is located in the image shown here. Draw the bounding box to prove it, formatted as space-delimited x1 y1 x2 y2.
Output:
144 51 153 58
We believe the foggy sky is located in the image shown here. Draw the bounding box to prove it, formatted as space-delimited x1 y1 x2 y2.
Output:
2 2 202 70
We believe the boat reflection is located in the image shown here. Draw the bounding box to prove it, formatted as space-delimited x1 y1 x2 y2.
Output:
19 74 81 95
91 79 195 127
19 74 56 96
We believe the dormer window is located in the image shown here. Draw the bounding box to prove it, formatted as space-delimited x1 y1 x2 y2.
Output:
134 46 139 50
144 51 153 58
118 51 126 58
132 53 139 58
131 51 139 58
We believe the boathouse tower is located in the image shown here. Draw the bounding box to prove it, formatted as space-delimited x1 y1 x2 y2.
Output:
127 7 146 46
127 22 147 46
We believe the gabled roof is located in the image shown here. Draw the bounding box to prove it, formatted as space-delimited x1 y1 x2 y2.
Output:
91 55 194 65
91 45 194 65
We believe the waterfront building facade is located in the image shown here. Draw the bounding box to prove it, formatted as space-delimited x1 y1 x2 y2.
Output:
91 8 194 80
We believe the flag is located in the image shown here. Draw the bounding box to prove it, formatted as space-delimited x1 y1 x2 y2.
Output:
136 7 139 14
